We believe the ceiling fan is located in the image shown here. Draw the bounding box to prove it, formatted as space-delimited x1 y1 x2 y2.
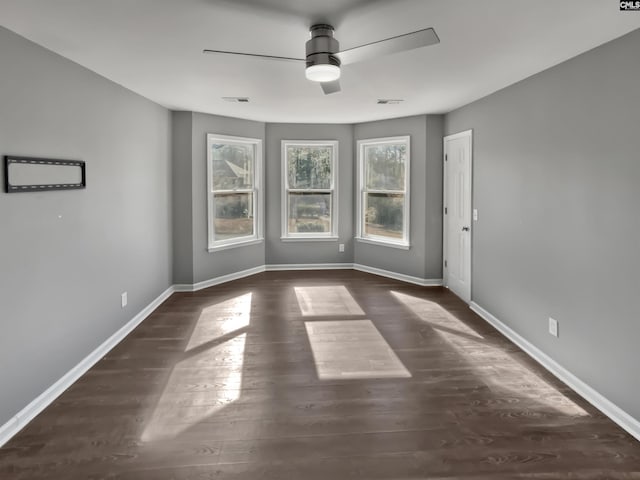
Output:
204 24 440 95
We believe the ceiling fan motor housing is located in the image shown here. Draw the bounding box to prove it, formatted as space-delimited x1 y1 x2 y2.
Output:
305 24 340 68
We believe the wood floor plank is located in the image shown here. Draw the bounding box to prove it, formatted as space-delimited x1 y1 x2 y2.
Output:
1 270 639 478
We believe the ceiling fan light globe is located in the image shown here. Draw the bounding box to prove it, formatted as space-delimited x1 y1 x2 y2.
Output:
305 64 340 82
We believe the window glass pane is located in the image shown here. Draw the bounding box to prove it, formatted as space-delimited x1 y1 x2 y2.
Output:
287 146 332 189
364 143 406 191
214 193 254 240
211 143 254 190
288 192 331 234
364 193 404 239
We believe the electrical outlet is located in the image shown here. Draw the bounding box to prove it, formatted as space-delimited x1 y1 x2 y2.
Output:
121 292 128 308
339 243 345 253
548 317 559 337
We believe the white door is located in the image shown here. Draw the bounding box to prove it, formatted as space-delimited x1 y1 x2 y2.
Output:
443 130 472 302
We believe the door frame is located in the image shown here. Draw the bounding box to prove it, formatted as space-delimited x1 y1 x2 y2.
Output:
442 129 473 302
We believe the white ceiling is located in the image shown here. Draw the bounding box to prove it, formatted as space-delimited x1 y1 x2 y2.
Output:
1 0 638 123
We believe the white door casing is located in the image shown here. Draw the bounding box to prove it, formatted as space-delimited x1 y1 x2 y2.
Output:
443 130 472 302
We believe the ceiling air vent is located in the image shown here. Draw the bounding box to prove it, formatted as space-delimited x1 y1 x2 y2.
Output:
222 97 249 103
377 99 404 105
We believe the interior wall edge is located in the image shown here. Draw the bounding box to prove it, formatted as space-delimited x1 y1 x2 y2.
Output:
470 302 640 443
4 266 638 449
0 25 173 432
0 262 441 447
174 265 266 292
443 28 640 421
266 263 353 271
352 263 443 287
0 285 176 449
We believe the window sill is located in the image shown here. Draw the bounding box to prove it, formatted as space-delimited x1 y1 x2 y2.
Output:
280 236 339 242
208 238 263 252
355 236 410 250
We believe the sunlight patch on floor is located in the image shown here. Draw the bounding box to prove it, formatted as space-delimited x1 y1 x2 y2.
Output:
294 285 365 316
141 294 251 442
391 291 588 416
186 292 252 350
305 320 411 380
391 291 484 339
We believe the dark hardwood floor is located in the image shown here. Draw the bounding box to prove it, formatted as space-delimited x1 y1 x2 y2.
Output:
1 270 639 479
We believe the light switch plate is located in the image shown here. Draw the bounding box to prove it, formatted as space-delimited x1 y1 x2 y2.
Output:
549 317 559 337
473 209 478 221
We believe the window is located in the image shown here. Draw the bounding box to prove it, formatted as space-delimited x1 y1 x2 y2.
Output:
282 141 338 240
207 134 262 251
357 136 410 248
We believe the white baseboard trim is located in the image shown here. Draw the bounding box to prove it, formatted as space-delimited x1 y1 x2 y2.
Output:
266 263 354 271
174 265 267 292
0 263 443 447
0 285 175 448
353 263 443 287
470 302 640 443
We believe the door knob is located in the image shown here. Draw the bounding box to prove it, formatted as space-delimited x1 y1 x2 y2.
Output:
462 226 470 232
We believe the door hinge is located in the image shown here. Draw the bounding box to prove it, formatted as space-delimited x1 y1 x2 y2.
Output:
445 154 448 161
444 260 447 268
444 207 447 215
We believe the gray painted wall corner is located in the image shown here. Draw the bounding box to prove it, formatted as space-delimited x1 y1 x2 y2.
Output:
444 28 640 420
425 115 444 279
172 111 194 284
353 115 431 279
190 113 267 283
0 27 172 426
265 123 355 266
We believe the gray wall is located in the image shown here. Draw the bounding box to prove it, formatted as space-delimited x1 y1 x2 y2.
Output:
190 113 266 283
265 123 355 265
425 115 444 278
172 112 194 284
176 115 443 279
0 27 172 426
354 115 443 280
445 28 640 419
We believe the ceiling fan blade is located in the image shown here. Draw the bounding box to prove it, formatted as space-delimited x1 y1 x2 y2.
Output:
320 80 341 95
337 27 439 66
203 49 304 63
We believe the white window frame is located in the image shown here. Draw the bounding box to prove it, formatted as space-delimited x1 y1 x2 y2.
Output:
207 134 263 252
356 135 411 249
281 140 339 241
